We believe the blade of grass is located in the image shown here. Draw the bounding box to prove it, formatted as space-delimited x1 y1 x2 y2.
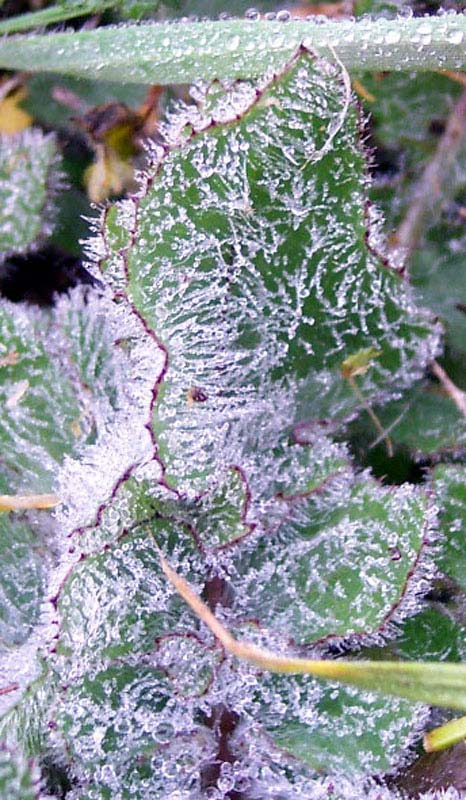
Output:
0 16 464 83
393 89 466 261
424 715 466 752
0 0 121 34
160 554 466 712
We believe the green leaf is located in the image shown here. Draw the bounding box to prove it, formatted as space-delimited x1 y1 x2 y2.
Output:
0 0 122 35
364 71 464 226
100 50 437 495
434 464 466 592
232 480 432 646
0 291 120 491
350 380 466 460
396 606 466 664
0 130 60 258
261 677 425 775
410 213 466 358
0 16 465 84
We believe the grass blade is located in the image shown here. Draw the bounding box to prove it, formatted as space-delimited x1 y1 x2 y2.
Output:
160 553 466 713
0 0 120 34
0 16 464 83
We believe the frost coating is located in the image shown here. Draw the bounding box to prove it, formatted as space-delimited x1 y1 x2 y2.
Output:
230 480 436 647
54 290 165 529
0 290 121 493
0 744 46 800
0 289 135 716
21 468 433 794
0 129 61 257
0 54 448 798
100 50 439 497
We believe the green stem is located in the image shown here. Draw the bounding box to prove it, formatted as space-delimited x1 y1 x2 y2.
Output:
0 15 465 83
160 552 466 714
424 714 466 752
0 0 120 34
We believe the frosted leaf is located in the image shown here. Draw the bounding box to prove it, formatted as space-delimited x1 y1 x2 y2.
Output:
255 675 428 775
55 524 199 672
30 467 433 785
53 664 217 799
98 50 439 497
0 129 61 257
173 433 351 552
53 287 167 530
0 289 136 718
226 720 424 797
0 510 47 652
229 480 434 647
0 669 55 757
190 466 252 549
0 290 122 492
0 50 448 798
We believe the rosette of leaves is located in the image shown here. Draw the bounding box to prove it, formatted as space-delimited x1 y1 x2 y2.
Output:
0 48 459 800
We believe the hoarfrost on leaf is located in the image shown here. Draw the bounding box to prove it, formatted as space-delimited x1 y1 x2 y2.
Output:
98 49 439 497
0 129 61 258
0 46 452 800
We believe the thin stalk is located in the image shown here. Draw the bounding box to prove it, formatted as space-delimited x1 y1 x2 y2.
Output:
348 375 393 457
0 16 465 83
424 714 466 752
431 360 466 419
159 553 466 712
393 88 466 261
0 494 58 512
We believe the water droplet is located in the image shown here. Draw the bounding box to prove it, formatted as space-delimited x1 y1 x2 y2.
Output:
276 9 290 22
385 30 401 45
447 29 464 45
227 35 240 51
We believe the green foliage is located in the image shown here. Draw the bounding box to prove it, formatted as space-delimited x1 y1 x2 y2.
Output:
434 464 466 592
0 0 123 34
0 293 121 491
0 4 465 800
0 130 59 257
